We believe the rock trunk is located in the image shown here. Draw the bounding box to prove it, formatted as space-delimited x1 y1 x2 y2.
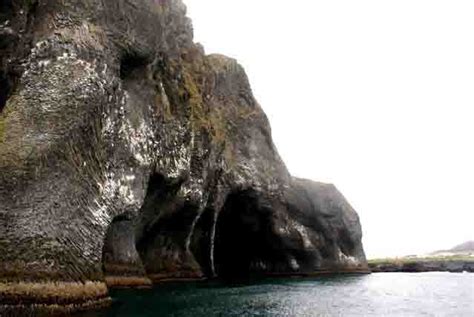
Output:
0 0 368 314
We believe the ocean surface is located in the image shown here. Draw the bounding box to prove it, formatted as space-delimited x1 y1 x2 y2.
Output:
79 273 474 317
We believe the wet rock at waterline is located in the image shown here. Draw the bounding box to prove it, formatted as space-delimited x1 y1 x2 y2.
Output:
0 0 368 314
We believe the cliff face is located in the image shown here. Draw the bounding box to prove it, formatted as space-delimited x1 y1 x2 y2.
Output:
0 0 367 314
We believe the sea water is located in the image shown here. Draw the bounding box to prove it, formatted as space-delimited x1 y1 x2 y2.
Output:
78 272 474 316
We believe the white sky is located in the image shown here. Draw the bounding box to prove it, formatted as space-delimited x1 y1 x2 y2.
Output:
184 0 474 258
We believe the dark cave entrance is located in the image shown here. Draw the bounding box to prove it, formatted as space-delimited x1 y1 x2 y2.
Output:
214 190 282 278
120 52 149 79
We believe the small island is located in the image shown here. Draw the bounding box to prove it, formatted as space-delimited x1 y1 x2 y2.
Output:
369 241 474 273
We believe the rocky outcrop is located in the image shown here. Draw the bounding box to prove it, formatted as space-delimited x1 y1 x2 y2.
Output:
0 0 368 315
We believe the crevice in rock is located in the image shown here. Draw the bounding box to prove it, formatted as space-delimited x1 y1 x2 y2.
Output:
214 190 285 278
25 0 38 31
0 82 7 114
188 206 216 277
0 71 10 113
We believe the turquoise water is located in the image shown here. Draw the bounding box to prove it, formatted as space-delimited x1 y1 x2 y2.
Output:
80 273 474 316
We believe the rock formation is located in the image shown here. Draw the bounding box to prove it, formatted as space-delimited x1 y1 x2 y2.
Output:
0 0 368 315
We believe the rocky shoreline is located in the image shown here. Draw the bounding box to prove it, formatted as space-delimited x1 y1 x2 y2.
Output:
369 258 474 273
0 281 111 316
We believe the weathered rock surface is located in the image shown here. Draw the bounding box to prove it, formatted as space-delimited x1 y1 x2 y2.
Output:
0 0 368 314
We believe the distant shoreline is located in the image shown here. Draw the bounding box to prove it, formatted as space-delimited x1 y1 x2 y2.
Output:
368 255 474 273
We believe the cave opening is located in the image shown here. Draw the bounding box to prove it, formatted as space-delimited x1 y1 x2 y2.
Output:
120 52 149 79
214 190 283 279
